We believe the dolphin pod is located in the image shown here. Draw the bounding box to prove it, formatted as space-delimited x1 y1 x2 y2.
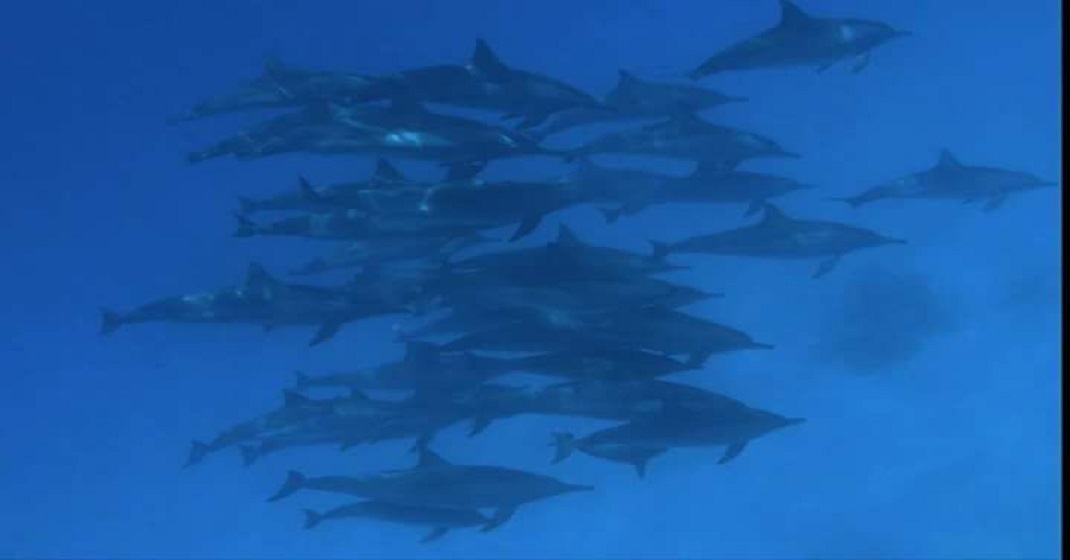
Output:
99 0 1056 546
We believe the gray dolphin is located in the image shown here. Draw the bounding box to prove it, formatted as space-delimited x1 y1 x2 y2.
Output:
690 0 909 79
556 406 805 468
834 149 1057 211
651 203 906 278
100 263 410 346
536 70 745 137
570 111 797 167
268 444 593 531
375 39 607 128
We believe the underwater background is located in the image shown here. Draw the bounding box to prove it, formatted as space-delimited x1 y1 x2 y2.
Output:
0 1 1061 558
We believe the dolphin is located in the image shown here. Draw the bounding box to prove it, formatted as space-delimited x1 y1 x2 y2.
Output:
237 159 413 215
597 160 813 222
302 501 491 543
651 203 906 278
834 149 1058 211
559 405 805 466
570 111 797 167
170 56 380 122
508 347 695 380
690 0 909 79
100 263 411 346
374 39 608 128
550 432 667 479
267 444 593 531
289 233 492 276
535 70 745 137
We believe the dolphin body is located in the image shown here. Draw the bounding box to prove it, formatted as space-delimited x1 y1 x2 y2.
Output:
302 501 491 543
171 57 379 122
374 39 607 128
570 111 797 168
651 203 906 278
835 150 1057 211
569 160 811 221
690 0 909 79
268 445 593 531
188 100 559 165
535 70 745 137
99 263 410 346
553 404 805 472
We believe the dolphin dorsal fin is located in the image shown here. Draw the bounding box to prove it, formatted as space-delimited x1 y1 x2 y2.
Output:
245 262 281 292
262 55 286 78
471 39 512 82
778 0 817 28
554 224 583 249
616 69 643 90
416 444 451 469
403 341 441 368
760 203 793 226
937 149 964 170
373 159 406 184
282 389 313 408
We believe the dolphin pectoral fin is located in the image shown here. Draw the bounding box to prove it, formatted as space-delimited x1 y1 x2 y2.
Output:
813 255 842 279
481 507 517 533
514 112 551 130
468 416 493 437
598 206 625 224
420 527 449 543
633 458 650 479
744 199 765 217
309 320 344 346
508 213 545 242
685 350 712 368
718 441 748 464
850 53 871 74
983 195 1007 212
815 59 840 73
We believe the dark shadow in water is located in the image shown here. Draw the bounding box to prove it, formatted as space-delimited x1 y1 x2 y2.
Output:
814 266 957 373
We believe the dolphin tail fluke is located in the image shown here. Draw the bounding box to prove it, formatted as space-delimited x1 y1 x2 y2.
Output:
827 195 868 209
268 470 306 502
648 240 672 261
233 213 257 237
302 509 323 530
420 527 450 543
99 308 124 335
236 196 258 215
184 440 210 468
550 432 576 464
291 370 310 389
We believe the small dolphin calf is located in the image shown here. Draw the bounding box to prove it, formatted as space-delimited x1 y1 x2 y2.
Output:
835 150 1057 211
652 203 905 278
302 501 490 543
690 0 909 79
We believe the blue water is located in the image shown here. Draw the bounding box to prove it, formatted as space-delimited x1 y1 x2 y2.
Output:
1 1 1061 558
